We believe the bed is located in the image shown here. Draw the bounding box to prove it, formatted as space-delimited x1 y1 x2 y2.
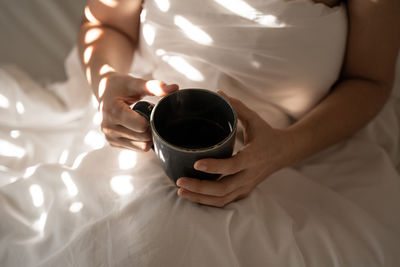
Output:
1 1 400 266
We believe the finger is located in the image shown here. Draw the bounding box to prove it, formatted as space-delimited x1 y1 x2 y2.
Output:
177 170 249 197
142 80 179 97
194 150 249 175
110 101 150 133
107 136 152 151
102 125 151 142
177 185 250 208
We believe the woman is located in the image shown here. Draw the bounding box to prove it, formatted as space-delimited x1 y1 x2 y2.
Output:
78 0 399 210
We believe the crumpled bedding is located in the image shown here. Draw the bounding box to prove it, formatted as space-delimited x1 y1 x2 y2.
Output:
1 0 400 266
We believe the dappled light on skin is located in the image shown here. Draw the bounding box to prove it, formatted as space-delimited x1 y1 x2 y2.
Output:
86 67 92 85
118 149 137 170
143 24 156 46
10 130 20 139
98 77 107 98
16 101 25 114
99 0 118 8
155 0 170 12
145 80 165 96
84 130 106 149
58 149 69 165
71 152 88 169
85 28 103 44
0 93 9 108
84 6 100 24
99 64 115 76
174 15 213 45
162 55 204 81
0 139 26 158
110 175 134 195
69 202 84 213
213 0 285 27
24 165 38 179
29 184 44 207
83 45 94 64
61 171 78 197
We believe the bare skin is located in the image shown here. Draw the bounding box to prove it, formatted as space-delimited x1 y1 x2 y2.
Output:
78 0 400 207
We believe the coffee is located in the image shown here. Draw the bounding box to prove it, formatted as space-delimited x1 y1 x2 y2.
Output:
159 117 229 149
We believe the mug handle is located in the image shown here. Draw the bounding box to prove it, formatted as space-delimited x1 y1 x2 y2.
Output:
132 101 155 150
131 101 154 121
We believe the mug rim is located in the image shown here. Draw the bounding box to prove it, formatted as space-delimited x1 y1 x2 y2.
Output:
150 88 237 153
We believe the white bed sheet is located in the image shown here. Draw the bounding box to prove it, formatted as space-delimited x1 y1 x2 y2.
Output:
1 0 400 266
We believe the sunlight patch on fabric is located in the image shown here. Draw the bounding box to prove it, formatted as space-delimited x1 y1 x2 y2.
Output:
110 175 134 195
58 149 69 165
143 24 156 46
10 130 20 139
33 212 47 232
174 15 213 45
162 55 204 81
16 101 25 114
84 130 105 149
155 0 170 12
213 0 285 27
92 111 103 125
69 202 84 213
61 171 78 197
0 93 9 108
118 149 137 170
29 184 44 207
71 152 89 169
0 139 26 158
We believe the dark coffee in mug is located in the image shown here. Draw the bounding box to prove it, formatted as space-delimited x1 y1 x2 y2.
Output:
160 117 229 149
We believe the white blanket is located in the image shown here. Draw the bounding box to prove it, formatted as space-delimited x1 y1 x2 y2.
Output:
1 0 400 266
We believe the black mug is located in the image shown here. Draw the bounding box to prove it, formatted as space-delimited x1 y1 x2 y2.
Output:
132 89 237 184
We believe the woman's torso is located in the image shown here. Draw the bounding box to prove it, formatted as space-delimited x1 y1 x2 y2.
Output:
132 0 348 127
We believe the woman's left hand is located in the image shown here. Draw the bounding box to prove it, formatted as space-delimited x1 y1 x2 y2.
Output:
176 91 292 207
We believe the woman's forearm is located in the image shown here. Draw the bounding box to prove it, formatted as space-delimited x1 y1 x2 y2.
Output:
78 23 137 99
281 78 391 166
77 0 142 100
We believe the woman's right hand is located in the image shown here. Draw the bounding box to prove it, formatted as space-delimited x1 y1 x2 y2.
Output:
99 72 179 151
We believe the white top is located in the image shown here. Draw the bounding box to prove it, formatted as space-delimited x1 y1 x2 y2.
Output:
132 0 347 127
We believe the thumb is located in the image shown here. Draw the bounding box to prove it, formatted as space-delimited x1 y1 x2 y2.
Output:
145 80 179 96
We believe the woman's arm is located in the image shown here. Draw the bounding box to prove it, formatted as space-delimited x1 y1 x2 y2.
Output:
78 0 143 98
78 0 178 151
284 0 400 164
176 0 400 207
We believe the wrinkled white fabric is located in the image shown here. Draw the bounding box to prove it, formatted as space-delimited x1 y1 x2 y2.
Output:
1 0 400 266
133 0 347 127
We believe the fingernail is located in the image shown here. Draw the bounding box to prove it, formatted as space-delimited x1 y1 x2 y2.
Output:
177 188 184 196
194 162 207 171
176 178 184 187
